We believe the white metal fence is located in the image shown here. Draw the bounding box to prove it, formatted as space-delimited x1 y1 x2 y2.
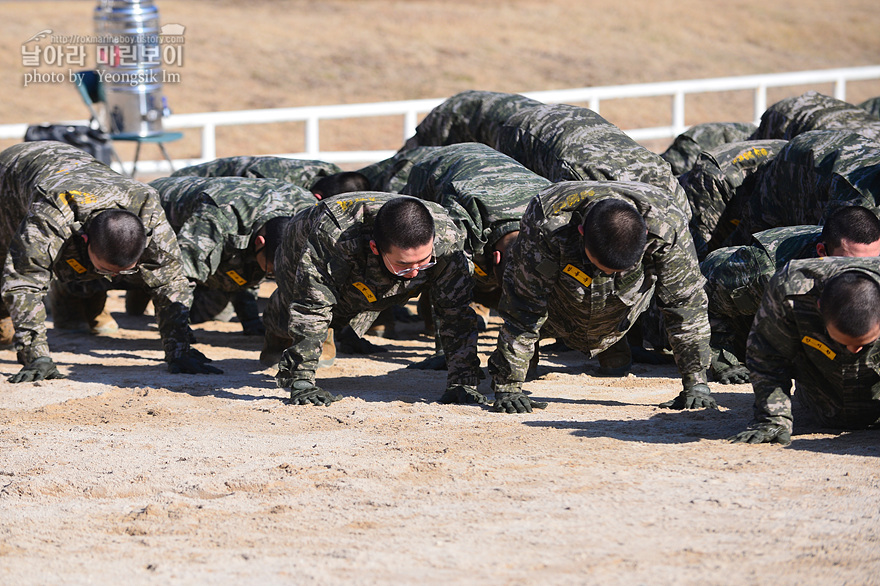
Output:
2 65 879 175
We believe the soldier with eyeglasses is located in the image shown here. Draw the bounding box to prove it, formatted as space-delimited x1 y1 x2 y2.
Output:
0 141 221 382
262 193 484 406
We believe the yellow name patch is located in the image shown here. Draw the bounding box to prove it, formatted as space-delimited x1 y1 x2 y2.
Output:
226 270 247 286
352 281 377 302
562 264 592 287
802 336 836 360
59 190 98 206
66 258 87 273
731 147 770 166
473 264 487 277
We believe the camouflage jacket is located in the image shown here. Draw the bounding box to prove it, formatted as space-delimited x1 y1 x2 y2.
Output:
400 143 551 290
494 103 691 220
488 181 711 392
0 141 193 364
660 121 757 176
355 147 440 193
680 139 788 259
735 130 880 240
150 176 317 291
859 96 880 118
701 225 821 357
272 192 481 388
170 155 342 189
749 90 880 142
400 90 543 152
746 257 880 432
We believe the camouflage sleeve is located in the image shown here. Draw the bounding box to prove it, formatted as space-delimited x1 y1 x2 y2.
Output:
648 208 711 380
744 276 798 433
488 199 556 392
430 250 482 387
274 232 338 388
136 206 196 362
1 212 66 364
172 205 230 283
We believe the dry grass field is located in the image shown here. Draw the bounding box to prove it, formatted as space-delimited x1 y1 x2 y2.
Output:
1 1 880 585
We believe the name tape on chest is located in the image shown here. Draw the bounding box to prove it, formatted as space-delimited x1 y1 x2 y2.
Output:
562 264 592 287
802 336 836 360
352 281 377 303
66 258 88 273
225 270 247 286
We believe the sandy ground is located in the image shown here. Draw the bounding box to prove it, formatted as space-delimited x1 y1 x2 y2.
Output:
2 1 880 584
2 288 879 585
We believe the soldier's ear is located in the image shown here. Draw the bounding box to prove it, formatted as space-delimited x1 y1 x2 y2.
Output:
369 240 380 256
816 242 827 257
81 234 89 244
254 235 266 251
493 250 502 265
578 224 584 236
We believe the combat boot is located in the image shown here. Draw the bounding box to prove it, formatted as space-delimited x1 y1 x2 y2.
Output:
595 336 632 377
0 316 13 347
318 328 336 368
82 291 118 335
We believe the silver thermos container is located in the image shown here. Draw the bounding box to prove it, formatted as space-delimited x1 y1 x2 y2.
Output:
94 0 166 136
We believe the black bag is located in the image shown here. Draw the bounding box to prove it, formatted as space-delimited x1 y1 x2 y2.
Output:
24 124 114 166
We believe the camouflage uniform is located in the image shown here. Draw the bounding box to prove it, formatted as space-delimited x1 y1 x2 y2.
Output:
660 121 757 176
0 141 194 365
731 130 880 242
746 257 880 433
170 155 342 189
400 143 551 293
264 192 481 395
400 90 543 152
355 147 440 193
680 139 788 259
702 225 820 361
495 103 691 220
858 96 880 118
749 90 880 142
488 181 711 393
148 176 318 327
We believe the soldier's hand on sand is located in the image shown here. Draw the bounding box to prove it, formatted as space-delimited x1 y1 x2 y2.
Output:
659 383 717 409
288 380 342 406
168 352 223 375
7 356 65 383
492 391 548 413
439 384 487 405
729 423 791 445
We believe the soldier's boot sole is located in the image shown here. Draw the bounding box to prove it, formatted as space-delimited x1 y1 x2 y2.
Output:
0 316 13 348
318 328 336 368
366 308 396 339
89 310 119 335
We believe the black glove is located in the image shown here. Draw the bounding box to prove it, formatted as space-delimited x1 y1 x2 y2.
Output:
439 384 488 405
8 356 66 383
289 380 342 406
711 349 750 385
729 423 791 445
492 391 548 414
168 349 223 375
659 383 718 409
